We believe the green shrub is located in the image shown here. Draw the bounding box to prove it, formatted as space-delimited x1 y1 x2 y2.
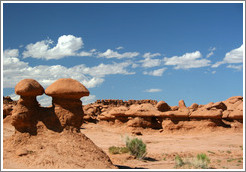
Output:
193 153 210 169
108 146 129 154
125 137 147 159
109 146 121 154
175 155 185 167
120 147 130 153
174 153 210 169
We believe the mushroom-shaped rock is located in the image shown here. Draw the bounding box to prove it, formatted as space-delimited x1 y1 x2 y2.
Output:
45 78 89 131
156 101 171 112
11 79 44 135
15 79 44 96
45 78 89 99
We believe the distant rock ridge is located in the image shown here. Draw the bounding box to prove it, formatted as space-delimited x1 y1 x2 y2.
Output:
83 96 243 131
94 99 157 106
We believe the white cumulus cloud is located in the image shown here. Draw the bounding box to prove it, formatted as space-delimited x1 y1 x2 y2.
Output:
163 51 211 69
226 64 243 71
143 68 167 76
81 95 97 105
212 45 243 68
144 88 162 93
140 57 162 68
116 46 124 50
206 52 214 58
143 52 161 58
71 61 135 78
22 35 90 60
206 47 216 58
3 49 134 89
97 49 139 59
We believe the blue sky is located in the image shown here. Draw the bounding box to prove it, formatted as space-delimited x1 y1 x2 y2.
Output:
2 2 244 106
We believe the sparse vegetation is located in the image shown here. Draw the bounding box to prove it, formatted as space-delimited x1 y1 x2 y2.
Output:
174 155 185 167
174 153 210 169
226 150 231 154
227 157 243 163
193 153 210 169
108 146 129 154
125 136 147 159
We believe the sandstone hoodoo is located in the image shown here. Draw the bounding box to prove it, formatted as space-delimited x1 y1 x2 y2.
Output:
4 78 117 169
11 79 44 135
45 78 90 131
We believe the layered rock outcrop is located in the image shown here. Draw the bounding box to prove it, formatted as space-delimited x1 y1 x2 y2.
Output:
95 99 157 106
84 96 243 130
3 96 17 118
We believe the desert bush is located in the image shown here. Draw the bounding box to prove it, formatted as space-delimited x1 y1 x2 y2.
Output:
108 146 129 154
125 137 147 159
174 155 185 167
193 153 210 169
174 153 210 169
109 146 121 154
120 147 130 153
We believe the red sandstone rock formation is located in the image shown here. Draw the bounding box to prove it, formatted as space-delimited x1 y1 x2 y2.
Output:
11 79 44 135
222 96 243 120
155 101 171 112
3 96 17 118
95 99 157 106
45 78 89 131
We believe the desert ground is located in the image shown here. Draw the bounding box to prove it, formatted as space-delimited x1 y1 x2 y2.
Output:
82 122 244 169
3 116 243 169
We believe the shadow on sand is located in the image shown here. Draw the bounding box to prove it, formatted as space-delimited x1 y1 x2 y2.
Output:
115 165 147 169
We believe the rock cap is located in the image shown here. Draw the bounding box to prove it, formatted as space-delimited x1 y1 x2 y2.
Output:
15 79 44 96
45 78 89 99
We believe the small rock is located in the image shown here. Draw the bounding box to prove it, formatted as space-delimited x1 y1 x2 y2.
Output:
16 149 28 156
132 131 142 135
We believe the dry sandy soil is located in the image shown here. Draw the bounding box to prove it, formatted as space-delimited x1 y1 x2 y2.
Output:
81 122 244 169
3 118 244 170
